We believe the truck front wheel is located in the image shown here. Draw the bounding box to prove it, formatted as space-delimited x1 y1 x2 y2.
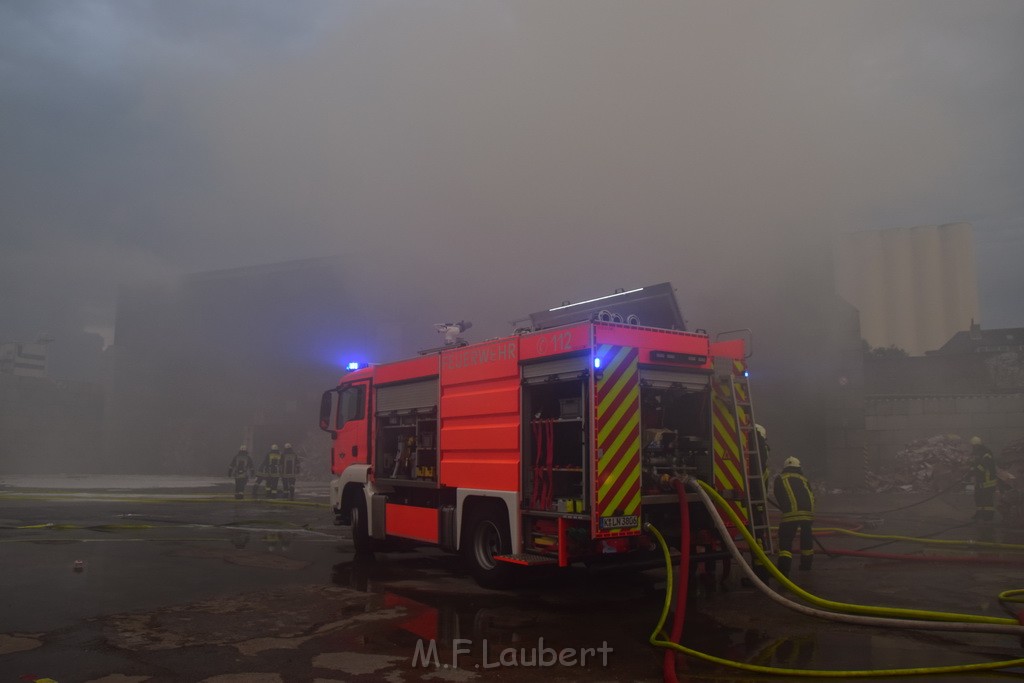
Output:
463 507 514 588
349 492 373 555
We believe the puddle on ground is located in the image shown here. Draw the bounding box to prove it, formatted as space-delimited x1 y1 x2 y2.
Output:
325 552 1018 681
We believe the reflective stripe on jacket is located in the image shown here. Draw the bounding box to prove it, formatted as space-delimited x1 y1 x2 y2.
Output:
974 447 996 489
773 468 815 522
281 451 299 476
262 451 282 475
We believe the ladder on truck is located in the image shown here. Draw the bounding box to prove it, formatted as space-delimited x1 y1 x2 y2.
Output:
728 369 775 557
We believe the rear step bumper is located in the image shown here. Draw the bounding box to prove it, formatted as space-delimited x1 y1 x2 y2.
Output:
494 552 559 566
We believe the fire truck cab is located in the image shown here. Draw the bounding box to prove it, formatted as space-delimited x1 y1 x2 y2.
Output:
319 284 768 587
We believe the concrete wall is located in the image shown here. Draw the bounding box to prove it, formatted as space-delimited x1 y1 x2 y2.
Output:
824 388 867 488
865 353 1021 395
821 297 867 486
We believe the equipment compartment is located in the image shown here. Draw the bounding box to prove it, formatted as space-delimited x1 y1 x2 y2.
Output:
522 378 588 513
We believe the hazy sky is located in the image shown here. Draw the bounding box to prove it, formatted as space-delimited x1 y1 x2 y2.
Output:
2 1 1022 378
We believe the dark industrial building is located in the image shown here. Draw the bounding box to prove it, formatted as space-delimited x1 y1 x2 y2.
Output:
104 256 438 474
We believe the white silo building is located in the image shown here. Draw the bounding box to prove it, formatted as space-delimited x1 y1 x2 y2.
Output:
835 223 980 356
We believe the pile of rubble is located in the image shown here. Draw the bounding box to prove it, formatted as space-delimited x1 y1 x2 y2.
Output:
998 437 1024 484
864 434 972 493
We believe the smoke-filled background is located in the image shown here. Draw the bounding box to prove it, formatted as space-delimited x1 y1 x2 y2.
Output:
2 1 1022 474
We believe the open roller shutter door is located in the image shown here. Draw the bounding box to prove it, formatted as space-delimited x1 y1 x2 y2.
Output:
638 368 710 390
521 354 589 383
376 379 439 413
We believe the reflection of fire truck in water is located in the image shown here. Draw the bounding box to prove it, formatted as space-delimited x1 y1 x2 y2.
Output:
319 284 772 587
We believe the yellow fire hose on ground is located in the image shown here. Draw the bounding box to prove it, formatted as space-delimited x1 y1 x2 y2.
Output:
647 476 1024 678
816 526 1024 553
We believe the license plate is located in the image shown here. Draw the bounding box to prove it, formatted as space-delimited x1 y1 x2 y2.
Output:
600 515 639 529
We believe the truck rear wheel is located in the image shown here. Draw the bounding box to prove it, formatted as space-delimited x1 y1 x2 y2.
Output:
463 507 514 588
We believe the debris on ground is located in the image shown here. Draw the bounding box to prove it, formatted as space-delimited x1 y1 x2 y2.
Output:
999 436 1024 478
864 434 972 493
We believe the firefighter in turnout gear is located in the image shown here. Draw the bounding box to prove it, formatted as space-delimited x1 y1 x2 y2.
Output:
970 436 997 522
227 445 254 499
773 456 815 576
281 443 301 500
260 444 283 498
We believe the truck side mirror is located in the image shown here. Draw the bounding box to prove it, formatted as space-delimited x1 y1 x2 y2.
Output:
319 390 336 434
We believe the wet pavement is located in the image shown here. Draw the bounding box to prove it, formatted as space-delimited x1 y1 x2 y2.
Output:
1 476 1023 682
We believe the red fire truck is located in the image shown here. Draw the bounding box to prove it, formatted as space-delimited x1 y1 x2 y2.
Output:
318 284 771 587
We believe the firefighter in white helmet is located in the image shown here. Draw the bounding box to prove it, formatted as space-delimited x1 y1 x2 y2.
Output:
773 456 815 576
227 444 254 500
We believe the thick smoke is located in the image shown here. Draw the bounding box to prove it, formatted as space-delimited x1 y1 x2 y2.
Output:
1 1 1022 472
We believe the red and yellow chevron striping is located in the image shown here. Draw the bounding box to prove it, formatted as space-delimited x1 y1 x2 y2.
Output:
594 344 642 537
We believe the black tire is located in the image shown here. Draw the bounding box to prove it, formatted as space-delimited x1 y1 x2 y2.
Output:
463 506 515 588
349 491 374 555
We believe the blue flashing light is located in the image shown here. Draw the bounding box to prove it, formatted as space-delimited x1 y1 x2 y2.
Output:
346 361 361 371
743 370 750 378
593 357 602 370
